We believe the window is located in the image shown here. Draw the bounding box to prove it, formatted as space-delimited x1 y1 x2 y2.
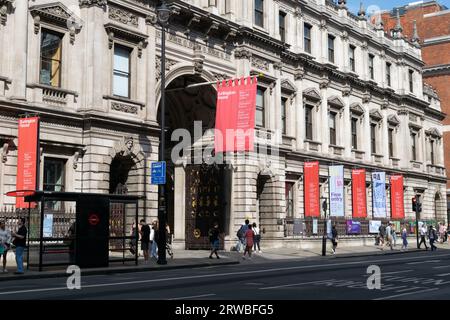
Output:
368 54 374 80
409 70 414 92
411 132 417 161
44 158 66 210
285 182 294 218
281 98 287 134
304 23 312 54
255 0 264 27
40 30 63 87
328 35 335 63
256 87 265 127
279 12 286 43
113 45 131 98
305 105 313 140
329 112 337 145
386 62 391 87
388 128 394 158
430 140 435 165
349 45 355 72
351 118 358 149
370 123 377 154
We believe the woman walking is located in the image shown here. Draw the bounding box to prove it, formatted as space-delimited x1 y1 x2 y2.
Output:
242 224 254 260
331 224 338 254
0 220 12 273
208 222 220 259
401 224 408 250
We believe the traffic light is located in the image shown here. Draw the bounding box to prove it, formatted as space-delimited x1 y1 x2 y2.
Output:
417 201 422 213
412 197 417 211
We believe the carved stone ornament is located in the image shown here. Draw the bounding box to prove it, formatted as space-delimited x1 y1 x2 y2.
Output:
79 0 107 9
362 92 371 103
30 3 83 44
340 31 349 41
251 56 270 72
328 96 345 109
350 102 364 116
73 148 86 169
303 88 321 101
111 102 138 114
234 48 252 60
109 6 139 27
281 79 297 93
342 83 352 96
0 0 14 26
361 41 368 50
273 61 283 71
156 56 177 81
294 67 305 80
105 23 148 56
319 19 327 31
294 7 303 18
1 142 9 163
212 72 228 81
387 114 400 126
146 13 157 25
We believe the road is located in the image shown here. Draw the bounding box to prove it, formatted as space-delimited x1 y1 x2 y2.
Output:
1 250 449 300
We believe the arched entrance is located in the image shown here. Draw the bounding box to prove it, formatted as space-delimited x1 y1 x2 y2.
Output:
158 72 229 249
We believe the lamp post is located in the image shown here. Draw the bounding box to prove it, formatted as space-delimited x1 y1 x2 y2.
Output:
321 198 328 256
156 0 171 265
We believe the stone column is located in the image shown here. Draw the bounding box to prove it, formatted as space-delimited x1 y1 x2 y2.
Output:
381 107 390 166
342 86 351 158
319 80 329 154
146 21 157 123
341 31 349 71
294 8 303 53
362 102 371 162
398 109 410 168
10 0 28 100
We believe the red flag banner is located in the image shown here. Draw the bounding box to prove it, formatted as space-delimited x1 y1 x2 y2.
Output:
352 169 367 218
214 77 257 152
390 175 405 219
304 161 320 217
16 117 40 208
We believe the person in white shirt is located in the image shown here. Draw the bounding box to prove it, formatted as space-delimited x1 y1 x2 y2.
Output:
0 220 12 273
418 224 429 250
252 222 261 253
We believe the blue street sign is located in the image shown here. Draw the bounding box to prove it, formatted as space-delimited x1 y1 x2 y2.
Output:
151 161 166 185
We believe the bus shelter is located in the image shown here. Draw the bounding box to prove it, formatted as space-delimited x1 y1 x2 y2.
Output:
21 191 141 271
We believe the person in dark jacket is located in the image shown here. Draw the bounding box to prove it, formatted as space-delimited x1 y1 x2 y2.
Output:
11 218 27 274
331 224 338 254
428 225 437 251
209 222 220 259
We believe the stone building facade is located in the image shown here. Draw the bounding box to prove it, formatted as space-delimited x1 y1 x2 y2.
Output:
0 0 447 250
375 0 450 223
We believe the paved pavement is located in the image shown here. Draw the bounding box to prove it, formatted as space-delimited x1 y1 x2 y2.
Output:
1 245 449 300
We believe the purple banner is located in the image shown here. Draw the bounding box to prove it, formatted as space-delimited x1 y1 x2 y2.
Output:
346 220 361 234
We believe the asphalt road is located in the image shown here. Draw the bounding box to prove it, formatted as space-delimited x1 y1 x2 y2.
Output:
1 250 450 300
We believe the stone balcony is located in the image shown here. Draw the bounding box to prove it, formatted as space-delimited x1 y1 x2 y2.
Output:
426 164 446 176
282 135 295 149
390 157 400 168
103 95 145 118
304 139 321 153
410 160 423 171
371 153 384 164
352 149 365 160
329 144 344 157
26 83 78 109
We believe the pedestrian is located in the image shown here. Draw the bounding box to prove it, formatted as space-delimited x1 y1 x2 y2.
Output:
391 223 397 247
66 221 76 264
208 222 220 259
385 223 393 250
139 219 150 263
401 224 408 250
378 223 386 249
11 218 27 274
439 222 445 244
165 223 173 259
0 220 12 273
252 222 261 253
236 219 249 252
428 225 437 251
331 224 338 254
242 224 254 260
418 224 429 250
444 224 448 243
129 222 138 255
150 220 159 259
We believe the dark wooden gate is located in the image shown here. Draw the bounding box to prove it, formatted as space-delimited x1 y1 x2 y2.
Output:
185 164 225 250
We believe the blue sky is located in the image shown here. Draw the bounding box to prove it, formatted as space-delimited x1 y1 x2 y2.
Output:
346 0 450 15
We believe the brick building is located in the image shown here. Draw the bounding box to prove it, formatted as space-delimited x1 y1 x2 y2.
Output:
374 1 450 220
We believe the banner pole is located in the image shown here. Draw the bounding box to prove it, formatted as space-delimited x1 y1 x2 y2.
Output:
165 74 262 93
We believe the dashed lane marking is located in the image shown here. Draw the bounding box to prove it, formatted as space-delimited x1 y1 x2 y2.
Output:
373 287 439 300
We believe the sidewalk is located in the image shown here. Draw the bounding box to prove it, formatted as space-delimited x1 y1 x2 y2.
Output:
1 243 448 281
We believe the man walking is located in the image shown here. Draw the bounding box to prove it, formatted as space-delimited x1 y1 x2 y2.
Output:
139 219 150 263
385 223 393 250
236 219 249 253
418 224 429 250
11 218 27 274
331 224 338 254
378 223 386 249
428 225 437 251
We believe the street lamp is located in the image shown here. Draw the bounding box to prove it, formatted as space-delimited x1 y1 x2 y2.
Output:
321 198 328 256
156 0 171 265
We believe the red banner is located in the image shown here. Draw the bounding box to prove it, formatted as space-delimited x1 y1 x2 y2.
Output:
352 169 367 218
214 77 257 152
390 175 405 219
304 161 320 217
16 117 40 208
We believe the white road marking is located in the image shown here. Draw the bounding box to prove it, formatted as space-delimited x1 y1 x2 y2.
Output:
373 287 439 300
259 280 329 290
169 293 216 300
406 260 441 265
2 253 450 296
436 273 450 277
395 286 425 293
433 265 450 269
383 270 414 275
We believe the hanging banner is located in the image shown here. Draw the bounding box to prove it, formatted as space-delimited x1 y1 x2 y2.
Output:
214 77 257 153
352 169 367 218
372 172 386 218
16 117 40 208
304 161 320 217
390 175 405 219
329 165 344 217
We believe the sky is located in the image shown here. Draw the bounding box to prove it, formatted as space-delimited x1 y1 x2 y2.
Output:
346 0 450 15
